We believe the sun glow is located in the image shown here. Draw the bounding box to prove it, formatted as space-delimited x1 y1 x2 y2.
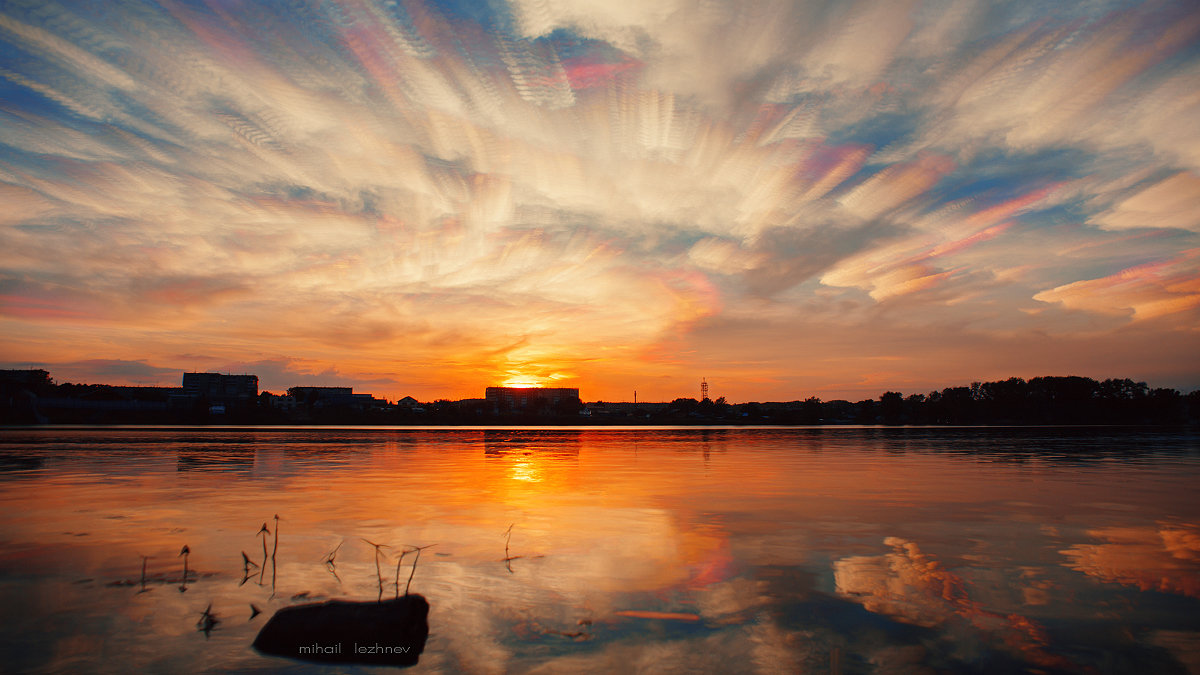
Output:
500 376 544 388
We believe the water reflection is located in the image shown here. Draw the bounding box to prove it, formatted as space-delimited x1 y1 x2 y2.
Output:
484 430 580 487
0 427 1196 672
483 429 582 456
0 453 44 475
834 536 1075 670
1061 524 1200 598
176 448 254 473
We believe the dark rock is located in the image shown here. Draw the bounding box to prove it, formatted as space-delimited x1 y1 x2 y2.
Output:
252 595 429 667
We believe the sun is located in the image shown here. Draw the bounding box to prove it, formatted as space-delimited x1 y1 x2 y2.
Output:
500 375 543 388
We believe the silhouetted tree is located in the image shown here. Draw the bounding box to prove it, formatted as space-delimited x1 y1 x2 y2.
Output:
980 377 1029 423
935 387 976 424
1187 390 1200 424
1146 388 1184 423
740 402 763 421
879 391 904 424
668 398 700 415
855 399 877 424
904 394 927 424
1029 376 1098 423
800 396 823 424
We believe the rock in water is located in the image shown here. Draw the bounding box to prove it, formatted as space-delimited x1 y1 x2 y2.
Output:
252 595 429 667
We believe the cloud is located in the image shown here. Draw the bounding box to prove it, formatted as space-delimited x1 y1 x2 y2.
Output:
0 358 179 386
1092 171 1200 233
0 0 1198 400
1033 252 1200 320
743 218 906 296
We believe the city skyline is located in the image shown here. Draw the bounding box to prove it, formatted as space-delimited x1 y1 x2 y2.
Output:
2 0 1199 403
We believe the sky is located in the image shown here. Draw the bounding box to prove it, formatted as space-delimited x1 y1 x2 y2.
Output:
1 0 1198 403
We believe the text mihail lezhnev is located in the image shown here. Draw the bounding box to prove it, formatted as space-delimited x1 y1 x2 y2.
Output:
298 642 411 655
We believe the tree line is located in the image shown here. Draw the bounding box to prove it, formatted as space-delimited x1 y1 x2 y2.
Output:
685 376 1199 425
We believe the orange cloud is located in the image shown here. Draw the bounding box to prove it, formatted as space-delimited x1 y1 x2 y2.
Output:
1034 252 1200 320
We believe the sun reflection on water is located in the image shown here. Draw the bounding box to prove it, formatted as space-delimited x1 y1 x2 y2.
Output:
508 459 543 483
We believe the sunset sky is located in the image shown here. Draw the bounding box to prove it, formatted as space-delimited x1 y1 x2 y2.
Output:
1 0 1198 402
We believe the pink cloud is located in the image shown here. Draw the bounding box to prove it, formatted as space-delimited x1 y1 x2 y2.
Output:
562 55 641 90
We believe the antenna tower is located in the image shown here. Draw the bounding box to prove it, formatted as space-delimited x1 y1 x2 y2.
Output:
700 378 709 401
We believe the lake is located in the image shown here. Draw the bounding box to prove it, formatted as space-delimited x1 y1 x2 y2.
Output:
0 426 1197 673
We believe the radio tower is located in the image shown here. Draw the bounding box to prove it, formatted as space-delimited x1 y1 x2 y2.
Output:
700 378 709 401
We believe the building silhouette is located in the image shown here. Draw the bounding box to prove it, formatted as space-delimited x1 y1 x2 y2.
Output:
182 372 258 407
286 386 387 412
485 386 579 411
0 369 53 389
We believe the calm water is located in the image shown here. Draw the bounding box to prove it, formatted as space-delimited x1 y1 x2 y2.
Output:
0 426 1197 674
